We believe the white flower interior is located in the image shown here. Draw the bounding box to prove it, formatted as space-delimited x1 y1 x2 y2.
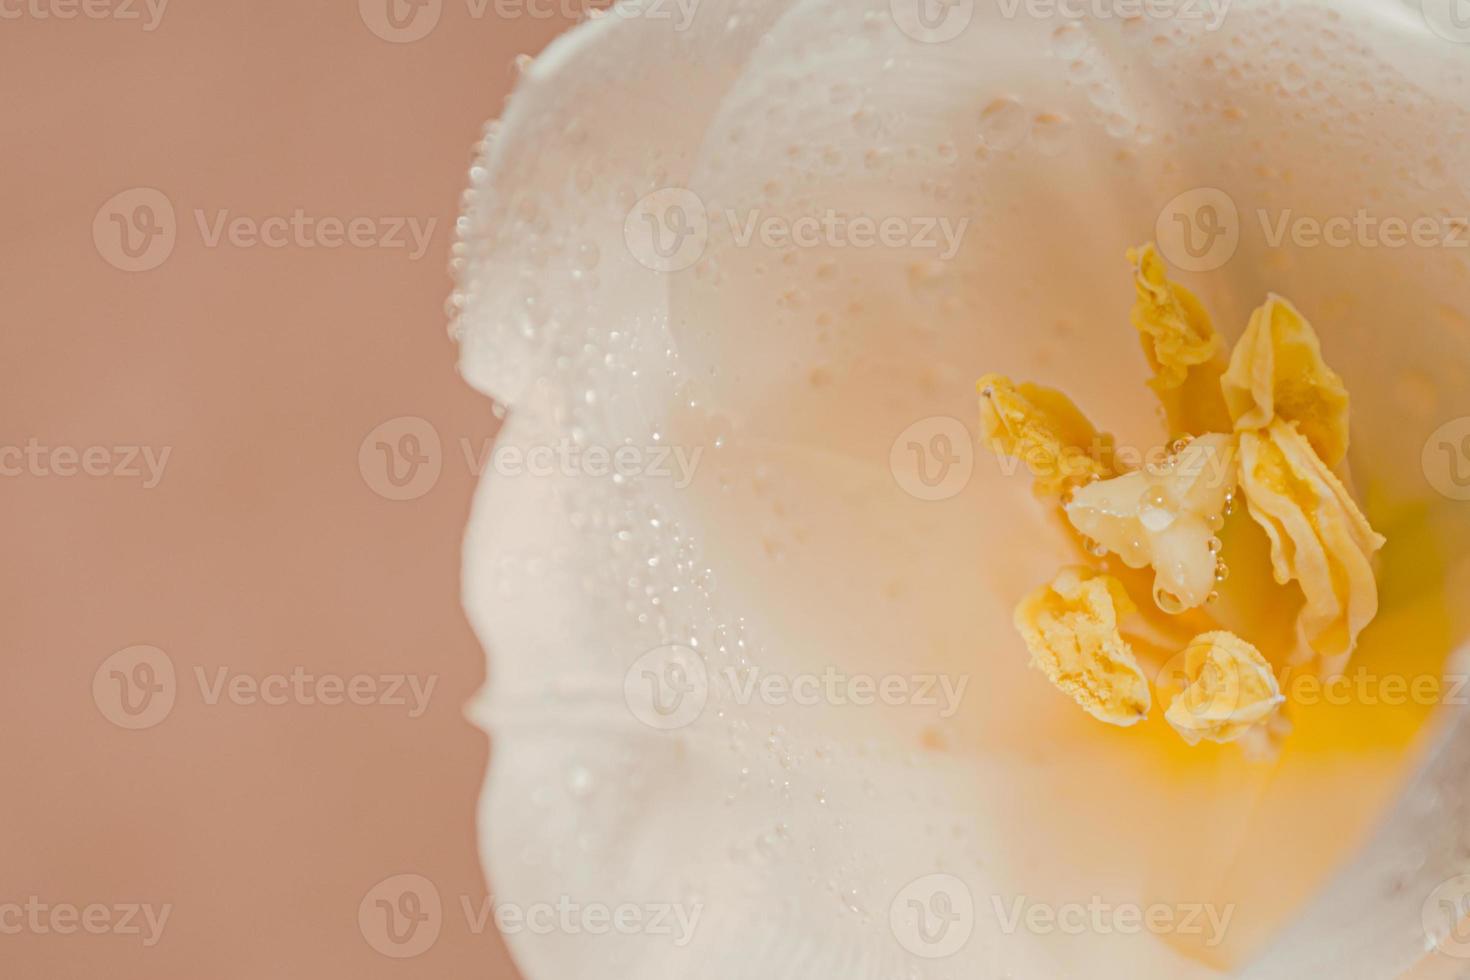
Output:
454 2 1470 977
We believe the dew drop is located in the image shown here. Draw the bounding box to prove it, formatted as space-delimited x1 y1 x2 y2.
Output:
566 765 595 798
978 97 1030 151
1281 61 1309 93
1155 587 1186 615
575 241 601 270
1052 23 1087 59
1031 113 1071 156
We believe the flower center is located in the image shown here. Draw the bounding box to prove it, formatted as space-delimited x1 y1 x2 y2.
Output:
979 243 1384 750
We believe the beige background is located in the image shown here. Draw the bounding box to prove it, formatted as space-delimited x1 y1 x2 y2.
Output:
0 2 567 976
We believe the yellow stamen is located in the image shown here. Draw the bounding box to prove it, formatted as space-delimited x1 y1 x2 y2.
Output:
1128 243 1231 435
978 373 1115 497
1237 420 1385 676
1161 631 1285 745
1222 294 1351 467
1014 568 1152 726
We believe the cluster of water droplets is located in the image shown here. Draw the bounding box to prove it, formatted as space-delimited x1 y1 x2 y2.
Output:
448 62 965 940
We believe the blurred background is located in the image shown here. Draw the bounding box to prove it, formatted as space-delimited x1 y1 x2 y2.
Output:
0 2 574 976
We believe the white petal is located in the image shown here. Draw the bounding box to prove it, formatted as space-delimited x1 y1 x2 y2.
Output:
457 2 1470 977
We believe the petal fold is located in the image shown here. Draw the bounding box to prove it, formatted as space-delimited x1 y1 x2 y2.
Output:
1222 295 1351 467
1237 421 1386 674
